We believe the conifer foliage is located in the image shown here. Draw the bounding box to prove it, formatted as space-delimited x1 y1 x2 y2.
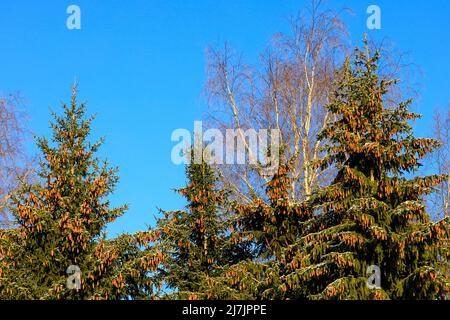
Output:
152 154 252 299
280 40 450 299
1 40 449 301
229 162 312 298
0 86 153 299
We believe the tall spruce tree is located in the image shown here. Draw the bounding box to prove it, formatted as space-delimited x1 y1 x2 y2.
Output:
0 86 156 299
152 152 252 299
280 40 450 299
229 161 312 298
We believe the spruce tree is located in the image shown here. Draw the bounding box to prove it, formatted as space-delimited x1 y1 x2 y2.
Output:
0 86 155 299
230 161 312 298
281 40 450 299
152 152 252 299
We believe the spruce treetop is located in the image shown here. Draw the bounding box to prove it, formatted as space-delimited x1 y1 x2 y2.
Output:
290 39 450 299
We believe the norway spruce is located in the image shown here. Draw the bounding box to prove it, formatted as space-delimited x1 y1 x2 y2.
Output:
281 40 450 299
0 86 151 299
230 161 312 298
153 153 252 299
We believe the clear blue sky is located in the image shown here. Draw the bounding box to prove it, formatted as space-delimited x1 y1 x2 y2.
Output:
1 0 449 236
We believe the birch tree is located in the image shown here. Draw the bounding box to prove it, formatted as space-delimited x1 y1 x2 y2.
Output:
429 108 450 219
0 93 31 227
205 1 348 202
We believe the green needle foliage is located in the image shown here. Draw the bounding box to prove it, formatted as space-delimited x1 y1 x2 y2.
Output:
1 39 449 301
279 39 450 299
0 86 153 299
152 152 253 299
229 161 313 299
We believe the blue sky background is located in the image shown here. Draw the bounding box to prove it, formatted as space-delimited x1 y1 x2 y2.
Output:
0 0 449 236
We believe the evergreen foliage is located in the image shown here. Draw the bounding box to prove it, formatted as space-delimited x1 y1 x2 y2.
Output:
151 153 252 299
278 40 450 299
1 40 449 300
0 87 154 299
